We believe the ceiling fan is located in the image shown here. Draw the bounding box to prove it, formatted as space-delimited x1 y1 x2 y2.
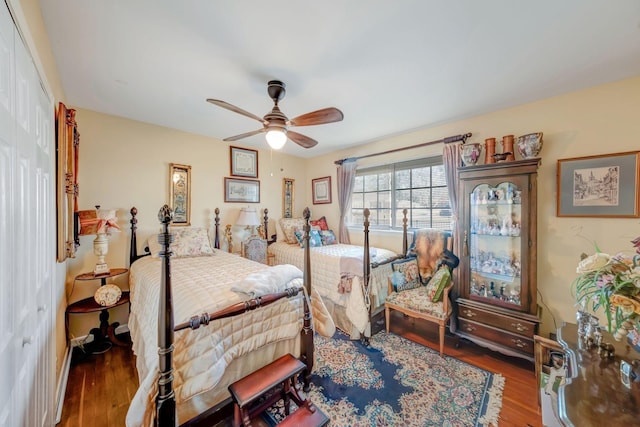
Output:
206 80 343 149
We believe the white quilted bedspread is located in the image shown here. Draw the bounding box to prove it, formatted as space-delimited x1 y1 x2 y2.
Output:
126 252 304 427
269 243 397 330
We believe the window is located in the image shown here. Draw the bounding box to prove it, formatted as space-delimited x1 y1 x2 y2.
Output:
349 156 451 231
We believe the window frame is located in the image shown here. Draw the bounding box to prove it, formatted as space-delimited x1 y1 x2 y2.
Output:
348 156 452 231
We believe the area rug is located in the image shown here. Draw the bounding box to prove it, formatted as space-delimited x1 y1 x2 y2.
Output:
266 331 504 426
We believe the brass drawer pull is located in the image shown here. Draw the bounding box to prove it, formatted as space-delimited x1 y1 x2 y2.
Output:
465 325 476 332
512 339 527 349
511 323 529 332
463 310 476 318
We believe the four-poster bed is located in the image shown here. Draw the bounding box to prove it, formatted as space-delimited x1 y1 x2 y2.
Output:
268 208 409 340
126 206 314 427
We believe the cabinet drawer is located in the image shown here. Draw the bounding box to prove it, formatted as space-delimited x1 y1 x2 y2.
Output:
458 305 536 337
459 318 534 354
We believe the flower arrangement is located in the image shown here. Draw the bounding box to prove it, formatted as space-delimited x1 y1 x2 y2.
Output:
572 236 640 340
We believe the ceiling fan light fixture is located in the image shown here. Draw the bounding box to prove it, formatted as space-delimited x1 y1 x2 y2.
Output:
266 128 287 149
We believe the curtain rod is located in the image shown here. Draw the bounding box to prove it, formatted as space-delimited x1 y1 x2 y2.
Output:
334 132 472 165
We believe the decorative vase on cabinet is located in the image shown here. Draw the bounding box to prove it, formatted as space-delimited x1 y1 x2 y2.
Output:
456 158 540 361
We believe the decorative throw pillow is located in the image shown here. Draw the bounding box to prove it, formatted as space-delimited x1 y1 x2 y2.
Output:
310 216 329 231
390 257 421 292
427 265 451 303
172 227 215 257
320 230 337 245
279 218 306 244
294 229 322 248
148 227 215 258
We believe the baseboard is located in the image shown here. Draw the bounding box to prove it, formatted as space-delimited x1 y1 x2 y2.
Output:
55 346 72 424
55 323 130 424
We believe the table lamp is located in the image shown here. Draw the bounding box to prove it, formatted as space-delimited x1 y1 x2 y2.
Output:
78 206 121 275
236 207 260 254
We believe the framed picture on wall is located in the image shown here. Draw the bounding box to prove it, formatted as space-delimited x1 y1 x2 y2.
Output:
55 102 79 262
230 146 258 178
283 178 295 218
169 163 191 225
225 177 260 203
312 176 332 204
557 151 640 217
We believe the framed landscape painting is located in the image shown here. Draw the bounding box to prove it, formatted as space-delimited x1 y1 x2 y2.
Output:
557 151 640 218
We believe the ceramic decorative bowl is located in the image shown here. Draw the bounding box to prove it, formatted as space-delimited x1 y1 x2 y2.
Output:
516 132 543 159
94 284 122 306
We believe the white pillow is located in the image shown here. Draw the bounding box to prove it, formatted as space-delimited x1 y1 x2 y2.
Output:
275 219 288 242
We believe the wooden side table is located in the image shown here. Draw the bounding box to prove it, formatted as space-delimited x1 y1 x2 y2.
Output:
66 268 130 352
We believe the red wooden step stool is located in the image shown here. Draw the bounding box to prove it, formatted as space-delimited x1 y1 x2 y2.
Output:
228 353 328 426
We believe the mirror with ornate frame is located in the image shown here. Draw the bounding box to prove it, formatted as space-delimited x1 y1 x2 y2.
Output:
283 178 294 218
56 102 79 262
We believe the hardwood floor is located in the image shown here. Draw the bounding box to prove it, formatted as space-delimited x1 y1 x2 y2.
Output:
60 314 543 426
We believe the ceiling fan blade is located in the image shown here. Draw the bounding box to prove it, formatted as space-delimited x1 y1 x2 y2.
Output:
206 98 265 123
223 128 265 142
289 107 344 127
287 130 318 148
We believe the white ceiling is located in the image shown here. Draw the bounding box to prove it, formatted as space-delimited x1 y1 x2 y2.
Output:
39 1 640 158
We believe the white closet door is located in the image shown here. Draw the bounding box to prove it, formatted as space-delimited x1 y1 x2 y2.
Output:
32 75 55 427
0 4 55 426
0 5 16 426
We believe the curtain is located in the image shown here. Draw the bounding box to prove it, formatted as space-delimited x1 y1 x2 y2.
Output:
442 144 461 250
336 160 357 244
443 143 461 332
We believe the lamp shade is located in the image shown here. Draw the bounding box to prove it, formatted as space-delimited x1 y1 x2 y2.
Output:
78 208 121 236
236 207 260 227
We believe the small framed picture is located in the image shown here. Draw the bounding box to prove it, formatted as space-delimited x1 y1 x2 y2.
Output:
225 177 260 203
169 163 191 226
230 146 258 178
557 151 640 217
312 176 332 205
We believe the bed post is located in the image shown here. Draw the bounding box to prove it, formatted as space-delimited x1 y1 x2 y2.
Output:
156 205 176 427
213 208 220 249
263 208 269 241
363 208 372 343
129 207 139 265
402 208 408 257
301 207 314 391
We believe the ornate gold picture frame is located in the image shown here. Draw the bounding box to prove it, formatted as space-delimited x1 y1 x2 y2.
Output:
169 163 191 225
283 178 294 218
56 102 79 262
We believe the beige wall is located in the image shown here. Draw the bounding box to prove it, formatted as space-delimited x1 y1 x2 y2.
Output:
10 0 640 368
305 75 640 337
65 109 310 337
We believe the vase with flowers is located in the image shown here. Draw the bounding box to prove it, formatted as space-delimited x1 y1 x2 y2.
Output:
572 236 640 342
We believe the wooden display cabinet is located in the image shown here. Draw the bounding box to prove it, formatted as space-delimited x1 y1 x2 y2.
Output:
456 158 540 361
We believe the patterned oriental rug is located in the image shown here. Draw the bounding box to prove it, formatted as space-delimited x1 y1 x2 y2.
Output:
266 331 504 426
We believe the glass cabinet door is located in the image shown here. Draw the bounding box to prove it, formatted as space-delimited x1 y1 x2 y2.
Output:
467 180 525 310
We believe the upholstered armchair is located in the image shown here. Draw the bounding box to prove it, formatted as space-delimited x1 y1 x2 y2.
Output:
384 229 458 356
